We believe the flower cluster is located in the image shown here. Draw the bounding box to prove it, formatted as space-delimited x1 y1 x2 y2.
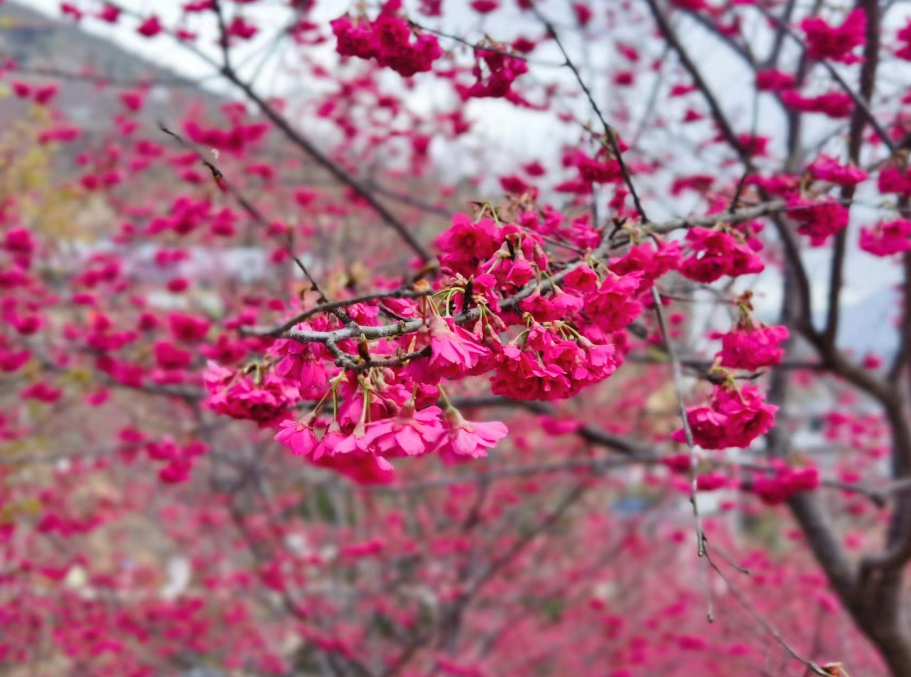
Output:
275 391 508 484
897 19 911 61
801 9 866 64
859 219 911 257
755 69 796 92
457 47 529 99
780 91 853 119
878 164 911 196
718 324 789 372
787 197 849 246
223 208 673 481
747 464 820 506
673 384 778 450
490 322 618 400
808 155 867 187
146 437 208 484
678 227 763 283
203 362 296 427
331 7 442 77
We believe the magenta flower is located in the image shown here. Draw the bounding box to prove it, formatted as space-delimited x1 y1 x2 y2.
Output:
434 407 508 462
274 417 318 458
801 8 866 64
718 325 789 371
427 314 488 373
672 406 729 450
365 404 444 457
860 219 911 257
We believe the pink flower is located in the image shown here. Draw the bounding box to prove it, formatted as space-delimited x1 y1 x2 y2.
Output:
756 69 796 91
562 265 599 293
331 10 442 77
669 0 707 11
878 165 911 195
672 406 729 450
860 219 911 257
749 465 819 505
169 312 210 343
434 407 508 462
801 9 866 64
787 198 849 246
458 48 528 100
331 422 376 457
160 459 193 483
470 0 498 13
364 404 444 457
274 417 318 457
898 20 911 60
98 3 120 22
679 228 763 282
586 272 643 332
273 327 329 396
436 214 499 277
718 325 789 371
137 15 163 38
324 454 395 485
610 240 682 289
120 91 144 112
204 363 296 427
33 85 58 106
780 91 853 119
492 342 571 401
227 16 258 40
714 385 777 448
808 155 867 187
154 341 192 371
22 382 63 403
408 314 488 383
313 422 347 460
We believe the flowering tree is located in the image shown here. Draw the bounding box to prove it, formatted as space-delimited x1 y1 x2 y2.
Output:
2 0 911 675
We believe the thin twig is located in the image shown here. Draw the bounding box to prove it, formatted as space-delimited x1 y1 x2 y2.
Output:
528 2 648 221
650 286 704 557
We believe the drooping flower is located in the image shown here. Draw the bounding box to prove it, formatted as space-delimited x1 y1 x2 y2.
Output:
679 228 763 282
331 10 442 77
274 416 318 458
364 403 445 457
491 342 571 401
434 406 508 462
808 155 868 187
436 214 500 277
137 15 163 38
801 9 866 64
748 464 820 505
780 91 853 119
610 240 682 289
787 197 849 246
755 69 796 92
718 325 789 371
714 385 778 448
671 406 729 450
673 384 777 450
860 219 911 257
273 325 329 396
406 314 490 385
585 272 644 332
203 362 296 427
